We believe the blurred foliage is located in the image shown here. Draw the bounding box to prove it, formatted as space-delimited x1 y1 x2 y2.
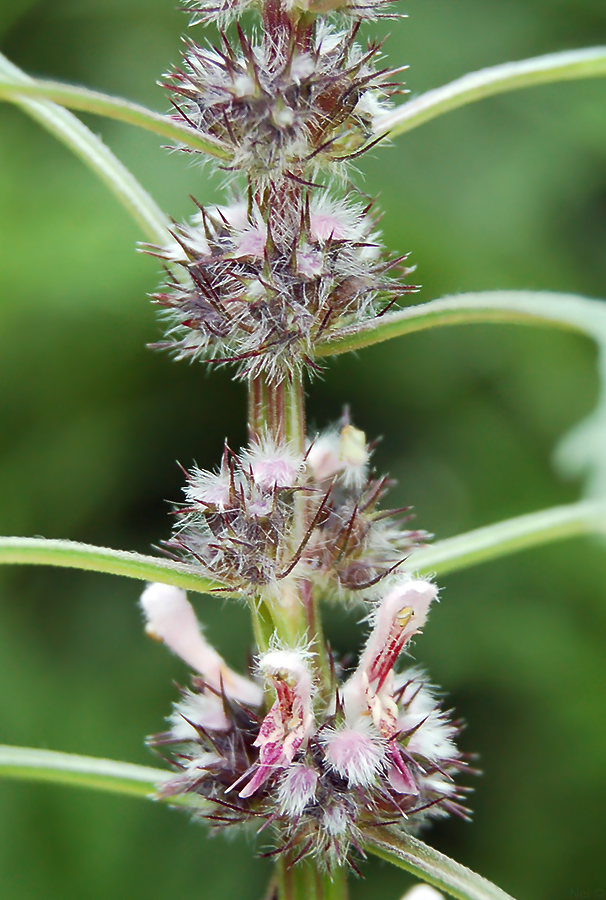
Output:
0 1 605 899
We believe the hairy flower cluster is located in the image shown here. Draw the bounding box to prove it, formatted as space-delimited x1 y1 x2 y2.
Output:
164 424 426 598
141 578 468 869
167 24 396 179
151 195 417 380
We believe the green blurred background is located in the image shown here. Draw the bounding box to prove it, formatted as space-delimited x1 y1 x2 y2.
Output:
1 1 605 898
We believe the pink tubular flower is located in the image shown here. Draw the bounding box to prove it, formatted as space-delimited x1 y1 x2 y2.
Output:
238 648 315 798
343 578 437 727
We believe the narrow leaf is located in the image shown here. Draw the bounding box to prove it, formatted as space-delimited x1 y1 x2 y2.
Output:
0 745 168 799
0 536 229 596
375 47 606 139
404 500 606 577
0 76 231 160
315 291 606 358
365 827 515 900
0 51 171 246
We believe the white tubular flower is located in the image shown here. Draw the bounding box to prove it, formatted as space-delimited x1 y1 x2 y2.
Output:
140 583 262 707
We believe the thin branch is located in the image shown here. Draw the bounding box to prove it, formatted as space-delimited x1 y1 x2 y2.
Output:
403 500 606 577
374 47 606 139
0 536 229 596
314 291 606 358
364 827 516 900
0 51 171 246
0 75 232 160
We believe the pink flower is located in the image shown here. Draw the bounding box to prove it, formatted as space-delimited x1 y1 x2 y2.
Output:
321 725 386 787
238 648 314 798
342 578 438 736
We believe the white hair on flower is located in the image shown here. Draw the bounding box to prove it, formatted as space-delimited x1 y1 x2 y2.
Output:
277 763 319 817
396 670 459 763
321 719 387 787
240 434 305 491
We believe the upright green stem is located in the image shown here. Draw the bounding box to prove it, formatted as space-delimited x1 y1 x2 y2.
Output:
248 373 308 644
249 373 333 684
277 856 349 900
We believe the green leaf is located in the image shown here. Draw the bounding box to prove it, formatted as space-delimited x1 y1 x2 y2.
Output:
0 536 230 596
315 291 606 358
0 76 232 160
364 827 515 900
404 500 606 577
374 47 606 139
315 290 606 498
0 50 171 246
2 500 605 594
0 745 169 799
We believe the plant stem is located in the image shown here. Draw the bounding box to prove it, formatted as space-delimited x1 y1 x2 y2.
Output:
250 376 310 644
315 290 606 359
276 856 349 900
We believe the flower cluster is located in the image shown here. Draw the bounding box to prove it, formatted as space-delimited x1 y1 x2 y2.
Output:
167 24 396 179
151 194 417 381
163 424 426 599
137 0 473 876
141 577 468 869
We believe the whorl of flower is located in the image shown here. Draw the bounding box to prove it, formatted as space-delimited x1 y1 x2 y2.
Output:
145 579 469 869
164 424 426 599
149 192 417 382
166 25 397 179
